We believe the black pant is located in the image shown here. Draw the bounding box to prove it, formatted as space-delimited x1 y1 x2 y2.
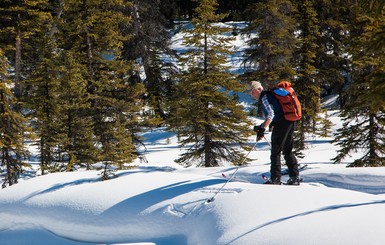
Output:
270 119 299 179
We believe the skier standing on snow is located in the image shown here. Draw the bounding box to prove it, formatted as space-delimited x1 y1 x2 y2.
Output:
248 80 300 185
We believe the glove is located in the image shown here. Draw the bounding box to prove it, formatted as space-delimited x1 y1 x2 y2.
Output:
253 124 265 141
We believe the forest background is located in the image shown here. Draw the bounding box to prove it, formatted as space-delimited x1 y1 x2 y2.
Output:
0 0 385 188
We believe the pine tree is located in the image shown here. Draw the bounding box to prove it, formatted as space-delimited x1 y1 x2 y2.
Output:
363 2 385 112
316 110 334 138
216 0 260 21
123 0 175 121
292 0 321 149
58 51 98 171
0 49 31 187
25 34 66 174
312 0 352 100
170 0 252 167
93 58 144 179
332 3 385 167
53 0 146 177
24 2 99 174
0 0 51 100
242 0 297 87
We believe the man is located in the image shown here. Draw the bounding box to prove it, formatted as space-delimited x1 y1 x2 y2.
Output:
249 80 300 185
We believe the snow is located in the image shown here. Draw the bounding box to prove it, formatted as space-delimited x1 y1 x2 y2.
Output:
2 110 385 245
2 22 385 245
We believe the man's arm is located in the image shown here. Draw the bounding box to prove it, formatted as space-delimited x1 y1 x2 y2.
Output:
261 95 274 130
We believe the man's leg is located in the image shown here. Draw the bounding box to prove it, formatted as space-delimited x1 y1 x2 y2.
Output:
282 122 299 178
270 120 291 180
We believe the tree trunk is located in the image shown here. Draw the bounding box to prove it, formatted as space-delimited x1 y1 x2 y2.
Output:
14 28 22 99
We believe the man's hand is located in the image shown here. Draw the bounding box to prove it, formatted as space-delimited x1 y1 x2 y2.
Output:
253 125 265 141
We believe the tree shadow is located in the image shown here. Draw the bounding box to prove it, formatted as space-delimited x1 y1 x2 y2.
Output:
21 177 99 203
100 178 225 218
20 167 177 203
226 199 385 244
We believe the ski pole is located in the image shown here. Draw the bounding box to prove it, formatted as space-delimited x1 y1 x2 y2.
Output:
206 141 258 203
264 136 272 147
263 135 287 166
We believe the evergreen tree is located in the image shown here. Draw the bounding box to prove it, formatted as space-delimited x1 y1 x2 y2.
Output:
170 0 252 167
93 58 144 179
58 51 97 171
217 0 260 21
242 0 297 87
123 0 175 121
312 0 352 100
26 34 66 174
292 0 321 149
363 1 385 112
332 2 385 167
25 2 98 174
0 49 31 187
315 110 334 137
0 0 51 100
55 0 145 177
174 0 198 19
242 0 305 157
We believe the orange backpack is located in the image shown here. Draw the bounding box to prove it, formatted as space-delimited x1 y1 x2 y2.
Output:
272 81 302 121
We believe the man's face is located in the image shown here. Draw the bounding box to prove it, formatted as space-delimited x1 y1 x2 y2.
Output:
249 88 260 100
